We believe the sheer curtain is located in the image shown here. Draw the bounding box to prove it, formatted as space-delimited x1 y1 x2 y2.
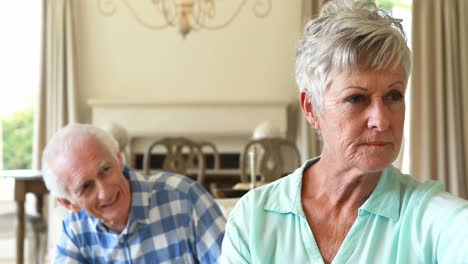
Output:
410 0 468 198
34 0 78 255
295 0 328 162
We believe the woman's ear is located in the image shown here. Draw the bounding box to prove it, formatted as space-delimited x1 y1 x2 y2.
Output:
56 198 81 213
299 90 320 130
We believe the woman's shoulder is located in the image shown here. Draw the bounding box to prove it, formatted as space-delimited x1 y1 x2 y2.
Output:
388 166 444 200
227 172 300 222
389 166 468 228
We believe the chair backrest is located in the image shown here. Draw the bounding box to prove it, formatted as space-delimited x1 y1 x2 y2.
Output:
143 137 206 183
240 137 301 183
198 140 221 171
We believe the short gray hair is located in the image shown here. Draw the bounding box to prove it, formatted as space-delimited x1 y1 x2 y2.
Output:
296 0 412 114
42 123 119 199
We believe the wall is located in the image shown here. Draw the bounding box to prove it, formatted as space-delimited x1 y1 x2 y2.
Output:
72 0 303 122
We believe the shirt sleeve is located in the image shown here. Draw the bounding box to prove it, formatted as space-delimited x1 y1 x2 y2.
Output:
54 219 87 263
189 181 226 264
219 197 251 264
435 195 468 263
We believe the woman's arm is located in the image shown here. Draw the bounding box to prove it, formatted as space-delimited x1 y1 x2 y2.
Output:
436 198 468 263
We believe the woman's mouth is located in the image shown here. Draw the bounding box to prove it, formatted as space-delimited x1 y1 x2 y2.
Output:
366 142 389 147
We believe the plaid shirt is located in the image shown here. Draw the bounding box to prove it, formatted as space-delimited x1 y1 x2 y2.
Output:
54 168 226 263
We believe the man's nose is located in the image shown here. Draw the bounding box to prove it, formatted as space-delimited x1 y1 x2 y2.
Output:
96 181 113 202
367 100 390 131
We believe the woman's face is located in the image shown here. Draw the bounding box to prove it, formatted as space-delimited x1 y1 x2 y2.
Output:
313 68 406 172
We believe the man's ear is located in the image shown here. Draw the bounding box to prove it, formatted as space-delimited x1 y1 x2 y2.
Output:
56 198 81 213
299 90 320 130
117 151 124 170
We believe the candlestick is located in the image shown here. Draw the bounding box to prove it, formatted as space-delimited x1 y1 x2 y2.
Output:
249 150 256 189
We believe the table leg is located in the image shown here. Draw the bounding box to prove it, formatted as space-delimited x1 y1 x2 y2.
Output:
16 199 25 264
36 194 44 216
15 181 26 264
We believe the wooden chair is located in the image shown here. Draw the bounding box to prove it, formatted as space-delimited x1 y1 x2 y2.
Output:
240 137 301 184
143 137 206 184
198 140 221 171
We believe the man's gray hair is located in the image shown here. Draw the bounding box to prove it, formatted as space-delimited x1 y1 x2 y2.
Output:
295 0 412 114
41 123 119 199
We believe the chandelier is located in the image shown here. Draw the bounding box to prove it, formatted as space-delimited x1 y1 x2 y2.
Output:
98 0 272 37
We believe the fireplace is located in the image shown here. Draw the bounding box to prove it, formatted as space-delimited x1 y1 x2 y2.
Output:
88 99 291 171
133 152 240 171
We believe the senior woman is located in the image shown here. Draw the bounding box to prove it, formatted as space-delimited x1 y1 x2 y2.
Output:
221 0 468 263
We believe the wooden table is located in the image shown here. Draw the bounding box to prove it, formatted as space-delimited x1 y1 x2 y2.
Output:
0 170 49 264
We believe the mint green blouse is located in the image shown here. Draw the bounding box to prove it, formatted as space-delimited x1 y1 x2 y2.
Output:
221 158 468 264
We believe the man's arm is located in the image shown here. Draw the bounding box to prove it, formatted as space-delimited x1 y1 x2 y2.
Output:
189 182 226 264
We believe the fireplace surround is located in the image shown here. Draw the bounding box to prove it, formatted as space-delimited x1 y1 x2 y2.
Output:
88 99 291 170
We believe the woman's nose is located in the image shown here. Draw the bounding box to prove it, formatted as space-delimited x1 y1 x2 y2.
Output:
367 100 390 131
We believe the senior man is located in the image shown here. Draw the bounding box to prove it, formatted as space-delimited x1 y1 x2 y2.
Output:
42 123 225 263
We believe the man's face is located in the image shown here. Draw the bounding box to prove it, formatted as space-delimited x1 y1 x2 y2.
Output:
53 138 131 232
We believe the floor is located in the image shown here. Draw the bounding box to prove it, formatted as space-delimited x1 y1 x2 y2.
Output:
0 179 16 263
0 238 23 264
0 231 48 264
0 178 45 264
0 237 15 262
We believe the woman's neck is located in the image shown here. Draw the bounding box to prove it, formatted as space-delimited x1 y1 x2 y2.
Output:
302 157 381 210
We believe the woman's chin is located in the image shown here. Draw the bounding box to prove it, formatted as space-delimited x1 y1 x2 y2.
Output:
358 156 396 172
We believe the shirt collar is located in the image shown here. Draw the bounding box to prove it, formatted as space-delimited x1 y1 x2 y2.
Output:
263 157 319 216
263 157 401 221
126 168 152 225
359 165 401 221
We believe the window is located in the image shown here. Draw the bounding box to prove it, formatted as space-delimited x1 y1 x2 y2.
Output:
0 2 42 170
0 1 42 217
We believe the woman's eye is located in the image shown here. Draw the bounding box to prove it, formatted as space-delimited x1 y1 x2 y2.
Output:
346 94 366 104
385 91 404 102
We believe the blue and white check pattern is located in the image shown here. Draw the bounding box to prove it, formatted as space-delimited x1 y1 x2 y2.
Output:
55 168 226 263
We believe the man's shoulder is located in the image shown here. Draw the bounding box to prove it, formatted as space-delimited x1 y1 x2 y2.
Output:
129 169 203 196
62 209 96 234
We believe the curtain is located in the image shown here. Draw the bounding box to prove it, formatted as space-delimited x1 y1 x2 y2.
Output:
295 0 328 162
33 0 78 254
410 0 468 198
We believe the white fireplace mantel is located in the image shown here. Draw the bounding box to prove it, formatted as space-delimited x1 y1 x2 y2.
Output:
87 99 292 153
